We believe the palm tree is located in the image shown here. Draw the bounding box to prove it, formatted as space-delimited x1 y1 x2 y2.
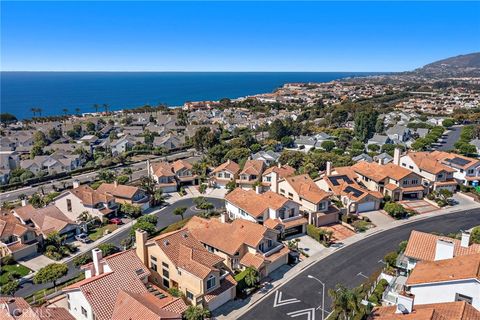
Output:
93 104 99 113
153 189 165 207
244 267 259 287
37 108 42 117
328 284 362 320
75 107 81 115
31 108 37 117
62 108 69 116
103 103 109 114
184 305 210 320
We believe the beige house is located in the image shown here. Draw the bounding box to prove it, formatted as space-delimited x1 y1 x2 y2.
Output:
210 160 240 189
149 161 178 193
317 164 383 214
347 161 425 201
277 174 339 227
0 212 39 260
225 188 306 238
400 151 457 193
236 159 265 189
54 182 118 221
135 229 237 311
96 182 150 211
186 216 290 279
171 159 198 186
261 164 296 192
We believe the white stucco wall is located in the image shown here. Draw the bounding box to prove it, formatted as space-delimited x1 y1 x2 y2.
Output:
66 290 95 320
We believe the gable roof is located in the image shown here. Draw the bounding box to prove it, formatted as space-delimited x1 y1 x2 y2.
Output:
212 160 240 174
430 151 480 170
63 250 151 320
186 216 270 256
405 152 456 174
171 160 192 173
69 185 114 206
96 183 141 199
0 297 75 320
0 213 33 239
240 159 265 176
225 188 291 218
283 174 331 204
404 230 480 262
352 162 415 182
150 229 224 279
151 162 175 178
263 164 296 179
406 253 480 286
13 205 75 235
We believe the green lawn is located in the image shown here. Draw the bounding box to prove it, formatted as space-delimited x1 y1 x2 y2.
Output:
88 224 118 241
0 263 32 285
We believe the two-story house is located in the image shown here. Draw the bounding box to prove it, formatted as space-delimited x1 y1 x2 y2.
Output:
148 161 178 193
405 253 480 311
400 151 457 192
277 174 339 227
96 182 150 211
0 297 75 320
317 163 383 214
135 229 236 311
0 212 40 260
348 160 425 201
225 188 306 237
171 159 198 186
53 182 118 221
64 248 185 320
261 164 296 193
186 216 290 279
428 151 480 186
236 160 265 189
401 230 480 272
210 160 240 189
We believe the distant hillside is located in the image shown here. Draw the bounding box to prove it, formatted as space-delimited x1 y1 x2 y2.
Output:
412 52 480 77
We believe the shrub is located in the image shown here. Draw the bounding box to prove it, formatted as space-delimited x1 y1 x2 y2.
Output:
307 224 321 242
1 255 14 265
384 251 398 267
168 287 182 297
384 202 406 219
352 220 369 232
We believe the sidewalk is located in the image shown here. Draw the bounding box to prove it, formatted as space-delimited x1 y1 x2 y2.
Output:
214 197 480 319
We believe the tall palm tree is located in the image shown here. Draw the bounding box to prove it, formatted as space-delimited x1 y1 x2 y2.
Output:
93 104 99 113
103 103 109 114
31 108 37 117
37 108 42 117
62 108 69 116
75 107 81 115
184 305 210 320
328 284 362 320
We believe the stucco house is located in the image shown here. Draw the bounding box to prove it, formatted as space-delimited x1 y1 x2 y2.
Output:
236 159 265 189
0 212 40 260
96 182 150 211
209 160 240 189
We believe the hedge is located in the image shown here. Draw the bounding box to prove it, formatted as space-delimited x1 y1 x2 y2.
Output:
234 269 249 291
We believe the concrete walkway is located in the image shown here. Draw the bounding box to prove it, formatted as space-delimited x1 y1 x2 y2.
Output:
360 210 395 228
214 194 480 320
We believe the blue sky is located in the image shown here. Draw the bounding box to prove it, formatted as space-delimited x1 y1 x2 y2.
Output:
1 1 479 72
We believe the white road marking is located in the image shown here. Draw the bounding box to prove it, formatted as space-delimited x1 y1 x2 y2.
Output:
357 272 368 279
273 290 300 308
287 308 316 320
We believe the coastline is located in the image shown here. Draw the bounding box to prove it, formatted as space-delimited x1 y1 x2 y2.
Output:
1 71 382 120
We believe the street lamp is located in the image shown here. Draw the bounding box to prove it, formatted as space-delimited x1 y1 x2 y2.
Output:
308 275 325 320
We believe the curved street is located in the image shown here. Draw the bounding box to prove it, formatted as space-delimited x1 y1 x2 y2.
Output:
239 208 480 320
15 197 225 298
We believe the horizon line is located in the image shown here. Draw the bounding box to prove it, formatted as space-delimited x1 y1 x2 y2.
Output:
0 70 395 73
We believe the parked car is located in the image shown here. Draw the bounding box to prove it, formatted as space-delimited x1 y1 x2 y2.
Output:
75 233 91 243
109 217 124 225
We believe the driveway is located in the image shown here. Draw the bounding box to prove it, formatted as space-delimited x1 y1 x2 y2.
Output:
360 210 395 227
286 234 325 257
400 199 439 214
322 223 356 242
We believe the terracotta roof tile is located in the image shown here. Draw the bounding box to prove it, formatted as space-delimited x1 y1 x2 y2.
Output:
404 230 480 262
212 160 240 174
405 152 456 174
263 165 296 179
70 185 114 206
96 183 141 199
225 188 289 218
240 160 265 176
369 301 480 319
284 174 330 204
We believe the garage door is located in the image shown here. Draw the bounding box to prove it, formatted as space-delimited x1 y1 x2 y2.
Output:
358 201 376 213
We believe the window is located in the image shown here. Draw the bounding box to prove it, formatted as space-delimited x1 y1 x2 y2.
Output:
151 261 157 272
455 293 473 304
267 239 273 247
67 301 71 310
162 262 169 268
412 179 418 185
401 163 406 167
409 165 414 169
81 307 88 317
266 176 271 182
206 275 216 290
67 199 72 212
186 290 194 300
217 173 223 178
151 255 157 261
288 192 293 197
280 189 285 194
318 202 326 211
225 173 231 178
259 243 265 252
468 169 474 174
162 277 170 288
162 269 169 278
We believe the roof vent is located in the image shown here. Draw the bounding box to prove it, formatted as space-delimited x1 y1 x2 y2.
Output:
182 233 188 238
163 240 169 246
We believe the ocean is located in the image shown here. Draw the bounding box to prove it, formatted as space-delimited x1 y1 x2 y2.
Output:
0 72 379 120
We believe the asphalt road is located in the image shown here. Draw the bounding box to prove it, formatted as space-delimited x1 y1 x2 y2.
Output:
14 197 225 298
435 125 463 151
0 149 195 204
240 208 480 320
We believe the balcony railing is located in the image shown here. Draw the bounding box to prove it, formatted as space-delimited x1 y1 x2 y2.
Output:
262 243 284 257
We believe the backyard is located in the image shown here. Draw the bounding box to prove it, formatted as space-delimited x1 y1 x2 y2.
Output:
0 262 32 285
88 224 119 241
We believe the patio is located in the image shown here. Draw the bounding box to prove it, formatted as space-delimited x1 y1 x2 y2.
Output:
399 199 439 214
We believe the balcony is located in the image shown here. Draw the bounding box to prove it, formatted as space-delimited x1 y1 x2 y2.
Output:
262 243 284 257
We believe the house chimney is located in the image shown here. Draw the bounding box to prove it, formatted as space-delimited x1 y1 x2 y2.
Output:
396 292 414 314
92 248 104 276
135 229 148 265
271 171 278 193
72 180 80 188
461 231 471 248
21 199 27 207
255 185 262 194
146 160 151 177
220 213 226 224
114 180 118 188
393 148 401 166
434 239 455 261
277 162 281 169
326 161 332 176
